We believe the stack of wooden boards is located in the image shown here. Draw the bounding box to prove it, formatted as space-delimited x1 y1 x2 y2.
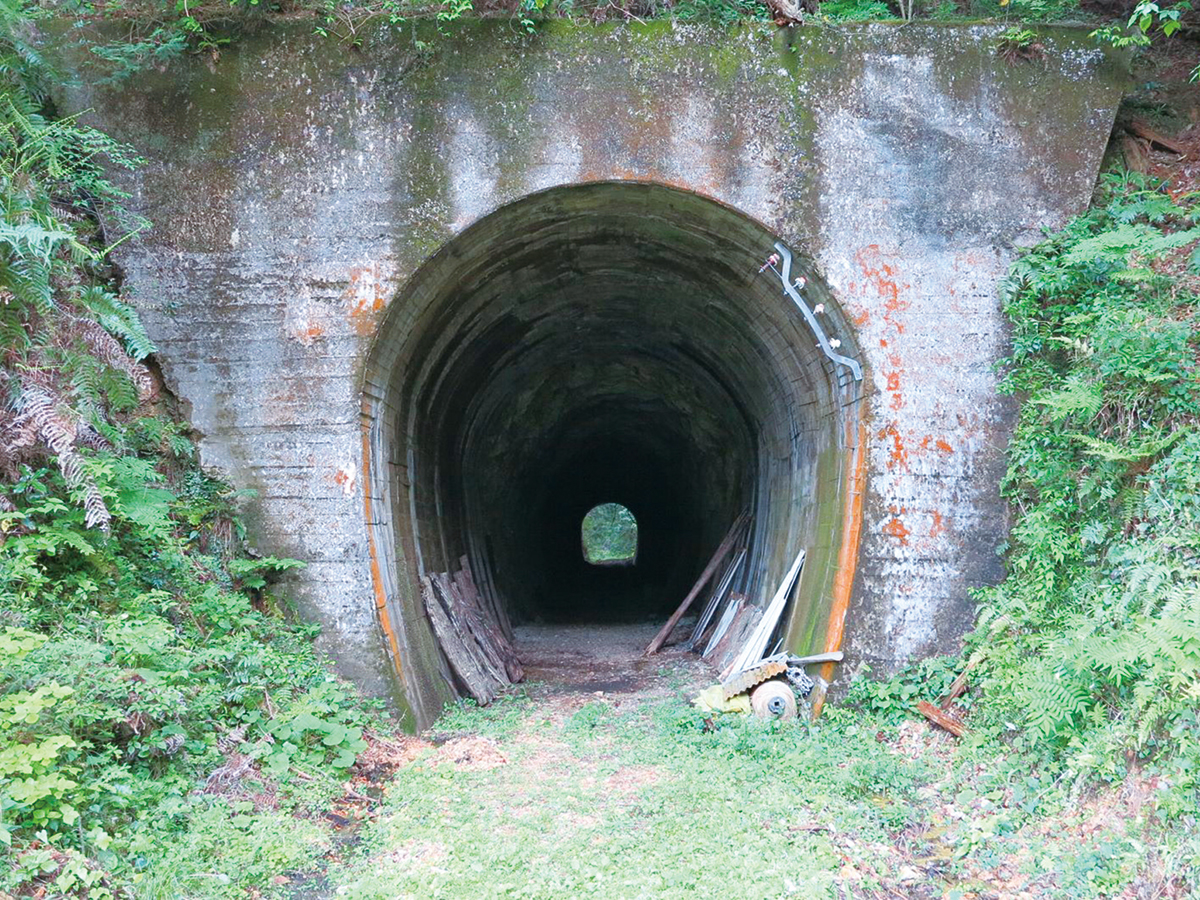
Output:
421 555 523 705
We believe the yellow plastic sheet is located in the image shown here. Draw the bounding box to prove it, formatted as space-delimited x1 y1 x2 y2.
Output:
692 684 751 715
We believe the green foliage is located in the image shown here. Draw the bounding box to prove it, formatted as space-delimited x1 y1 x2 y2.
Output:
227 555 305 590
818 0 892 20
844 655 961 721
580 502 638 565
0 6 383 892
1093 0 1192 53
0 461 378 894
251 682 368 775
667 0 770 25
0 631 80 843
970 175 1200 808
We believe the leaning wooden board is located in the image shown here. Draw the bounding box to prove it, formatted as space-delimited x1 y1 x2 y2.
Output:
456 556 523 681
435 572 507 687
421 574 500 704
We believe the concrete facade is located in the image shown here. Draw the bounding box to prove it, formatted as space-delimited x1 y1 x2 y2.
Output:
54 21 1124 727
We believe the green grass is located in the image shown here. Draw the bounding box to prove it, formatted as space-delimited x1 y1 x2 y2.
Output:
324 677 1190 898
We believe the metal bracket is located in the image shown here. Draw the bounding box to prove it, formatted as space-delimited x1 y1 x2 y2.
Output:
763 242 863 383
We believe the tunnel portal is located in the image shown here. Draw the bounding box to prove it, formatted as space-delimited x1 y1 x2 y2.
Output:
362 182 866 722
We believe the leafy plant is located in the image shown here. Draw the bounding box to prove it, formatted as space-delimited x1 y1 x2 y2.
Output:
1092 0 1192 52
968 176 1200 807
845 655 960 721
995 26 1045 63
227 555 305 591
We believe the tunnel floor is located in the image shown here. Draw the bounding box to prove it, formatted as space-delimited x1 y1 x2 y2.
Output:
514 622 702 695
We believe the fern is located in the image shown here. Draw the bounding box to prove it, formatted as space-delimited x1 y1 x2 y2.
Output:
16 387 110 530
76 287 156 363
1072 428 1187 463
0 4 160 532
1107 189 1183 225
974 174 1200 783
1033 376 1102 421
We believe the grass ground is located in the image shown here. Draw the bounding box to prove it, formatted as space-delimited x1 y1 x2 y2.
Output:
312 625 1188 900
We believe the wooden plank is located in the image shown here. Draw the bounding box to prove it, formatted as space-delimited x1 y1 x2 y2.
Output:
917 700 967 737
714 605 763 676
466 544 512 642
645 511 749 656
452 562 523 684
1120 133 1150 174
939 652 983 710
433 572 508 694
702 600 747 665
436 572 509 691
421 575 497 704
457 556 523 682
447 570 509 687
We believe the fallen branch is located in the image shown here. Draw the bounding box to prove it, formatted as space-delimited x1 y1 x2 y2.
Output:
1125 119 1189 158
917 700 967 738
939 651 984 709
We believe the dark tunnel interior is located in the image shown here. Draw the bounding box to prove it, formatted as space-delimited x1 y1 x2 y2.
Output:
362 182 863 708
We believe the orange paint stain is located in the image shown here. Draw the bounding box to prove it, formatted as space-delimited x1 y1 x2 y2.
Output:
855 245 910 333
360 406 408 694
885 372 901 392
345 264 388 336
935 439 954 454
929 510 947 538
813 413 868 719
883 515 910 545
877 423 909 471
289 319 327 347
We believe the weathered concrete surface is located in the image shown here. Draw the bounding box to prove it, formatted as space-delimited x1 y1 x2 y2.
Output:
51 21 1124 726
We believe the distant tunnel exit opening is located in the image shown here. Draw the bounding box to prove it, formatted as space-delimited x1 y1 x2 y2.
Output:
582 504 638 568
361 182 866 726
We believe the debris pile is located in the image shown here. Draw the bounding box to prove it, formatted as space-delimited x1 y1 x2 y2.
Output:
645 511 843 721
421 555 523 704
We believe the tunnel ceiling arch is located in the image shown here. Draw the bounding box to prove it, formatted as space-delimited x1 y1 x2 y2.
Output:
362 182 867 724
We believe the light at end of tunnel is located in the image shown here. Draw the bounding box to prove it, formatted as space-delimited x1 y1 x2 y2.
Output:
581 503 638 567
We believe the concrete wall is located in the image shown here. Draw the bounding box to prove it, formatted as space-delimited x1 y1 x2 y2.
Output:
52 20 1125 726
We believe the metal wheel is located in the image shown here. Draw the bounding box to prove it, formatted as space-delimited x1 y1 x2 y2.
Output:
749 679 797 720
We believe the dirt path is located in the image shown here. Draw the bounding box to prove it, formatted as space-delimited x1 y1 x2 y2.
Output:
310 624 1175 899
318 624 866 898
512 622 709 695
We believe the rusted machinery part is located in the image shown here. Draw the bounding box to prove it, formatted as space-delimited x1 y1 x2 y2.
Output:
722 659 787 699
722 649 843 699
750 679 797 720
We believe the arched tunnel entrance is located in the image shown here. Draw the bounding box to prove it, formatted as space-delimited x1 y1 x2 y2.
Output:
362 182 867 727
